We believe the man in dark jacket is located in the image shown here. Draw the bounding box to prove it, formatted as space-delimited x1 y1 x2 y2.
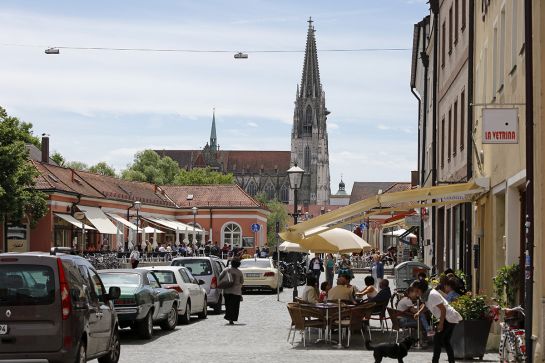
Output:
370 279 392 304
308 256 324 283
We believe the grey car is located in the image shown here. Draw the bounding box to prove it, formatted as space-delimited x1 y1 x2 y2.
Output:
171 256 225 313
0 248 121 363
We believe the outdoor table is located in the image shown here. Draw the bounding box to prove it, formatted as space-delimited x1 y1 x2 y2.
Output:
310 301 355 346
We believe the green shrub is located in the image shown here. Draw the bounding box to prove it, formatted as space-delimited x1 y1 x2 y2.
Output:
451 294 491 321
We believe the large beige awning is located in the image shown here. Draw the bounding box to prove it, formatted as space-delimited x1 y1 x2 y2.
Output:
107 213 138 230
55 213 95 230
77 206 119 235
280 178 489 243
144 216 203 233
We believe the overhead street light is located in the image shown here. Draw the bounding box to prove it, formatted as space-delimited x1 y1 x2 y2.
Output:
287 162 304 301
45 48 60 55
234 52 248 59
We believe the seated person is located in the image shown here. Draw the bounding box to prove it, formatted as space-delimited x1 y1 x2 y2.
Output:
327 274 356 303
443 278 460 303
369 279 392 304
444 268 466 294
301 274 319 304
357 276 378 300
397 286 431 339
319 281 330 303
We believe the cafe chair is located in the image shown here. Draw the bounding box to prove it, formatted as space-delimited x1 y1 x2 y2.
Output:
287 304 325 347
387 308 417 343
335 302 375 348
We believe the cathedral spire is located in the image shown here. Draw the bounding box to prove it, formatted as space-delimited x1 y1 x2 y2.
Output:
210 108 217 152
300 16 321 99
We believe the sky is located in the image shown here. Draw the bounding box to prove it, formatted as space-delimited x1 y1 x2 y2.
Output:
0 0 429 193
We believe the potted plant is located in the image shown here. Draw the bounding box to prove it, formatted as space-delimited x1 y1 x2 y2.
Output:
450 294 493 360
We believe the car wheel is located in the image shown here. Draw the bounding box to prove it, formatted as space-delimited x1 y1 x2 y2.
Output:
75 340 86 363
213 295 222 314
198 299 208 319
98 329 120 363
160 304 178 331
137 310 154 339
179 302 191 324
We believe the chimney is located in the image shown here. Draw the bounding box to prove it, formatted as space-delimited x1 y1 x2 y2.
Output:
411 170 419 187
41 135 50 163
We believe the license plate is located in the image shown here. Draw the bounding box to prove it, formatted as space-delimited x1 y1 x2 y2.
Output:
245 273 260 278
0 324 7 335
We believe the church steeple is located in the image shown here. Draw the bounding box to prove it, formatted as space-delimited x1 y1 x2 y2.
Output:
300 17 321 99
210 108 217 152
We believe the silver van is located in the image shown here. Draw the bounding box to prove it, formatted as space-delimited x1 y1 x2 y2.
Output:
171 256 225 313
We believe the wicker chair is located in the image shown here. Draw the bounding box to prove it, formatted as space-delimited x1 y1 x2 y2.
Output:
387 307 417 343
335 302 376 347
287 304 325 347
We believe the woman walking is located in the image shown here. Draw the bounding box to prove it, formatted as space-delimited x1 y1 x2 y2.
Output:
221 258 244 325
325 253 335 287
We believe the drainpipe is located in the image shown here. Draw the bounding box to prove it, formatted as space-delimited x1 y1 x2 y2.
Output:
523 0 534 359
465 0 475 291
420 18 430 261
430 2 439 274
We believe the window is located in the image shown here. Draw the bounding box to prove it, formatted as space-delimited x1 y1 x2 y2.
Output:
246 181 257 196
454 0 459 44
460 90 465 150
303 105 313 136
304 146 311 172
280 184 289 203
442 21 446 67
222 223 242 247
449 6 453 54
264 183 275 200
178 268 191 283
147 273 160 288
0 265 55 306
511 0 518 73
499 7 506 90
448 108 452 161
88 268 106 302
493 25 498 97
441 117 445 168
461 0 466 30
172 259 212 276
453 100 458 155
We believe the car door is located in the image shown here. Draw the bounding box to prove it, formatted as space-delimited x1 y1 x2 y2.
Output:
146 272 163 319
87 267 114 354
184 269 203 312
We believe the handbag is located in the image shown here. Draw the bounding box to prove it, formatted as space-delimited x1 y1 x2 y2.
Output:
217 269 235 289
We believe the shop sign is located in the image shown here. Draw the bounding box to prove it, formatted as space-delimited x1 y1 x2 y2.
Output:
482 108 518 144
404 215 421 227
7 223 28 252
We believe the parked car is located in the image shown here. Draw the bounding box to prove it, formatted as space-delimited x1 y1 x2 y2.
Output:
140 266 207 323
171 256 225 313
98 269 178 339
238 258 283 292
0 248 121 363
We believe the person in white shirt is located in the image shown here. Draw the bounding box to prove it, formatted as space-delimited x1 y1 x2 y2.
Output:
158 244 166 253
411 281 462 363
396 286 431 341
301 275 319 304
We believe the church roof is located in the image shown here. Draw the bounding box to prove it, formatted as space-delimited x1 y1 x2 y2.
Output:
349 182 398 204
300 17 321 98
161 184 264 208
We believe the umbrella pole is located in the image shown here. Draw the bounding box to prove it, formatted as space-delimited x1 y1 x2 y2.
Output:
336 299 343 348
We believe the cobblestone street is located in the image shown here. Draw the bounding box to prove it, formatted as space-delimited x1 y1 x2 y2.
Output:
101 273 498 363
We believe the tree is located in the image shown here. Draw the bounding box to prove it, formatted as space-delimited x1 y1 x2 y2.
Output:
173 167 234 185
121 150 180 185
50 151 65 166
65 161 88 171
0 107 48 229
255 193 288 248
89 162 116 177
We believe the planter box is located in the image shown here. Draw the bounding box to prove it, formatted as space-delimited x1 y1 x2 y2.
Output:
451 319 492 359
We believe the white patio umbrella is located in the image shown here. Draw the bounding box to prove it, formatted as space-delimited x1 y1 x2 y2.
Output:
175 227 180 246
298 228 372 253
183 227 189 244
278 241 307 253
142 228 147 249
389 228 417 239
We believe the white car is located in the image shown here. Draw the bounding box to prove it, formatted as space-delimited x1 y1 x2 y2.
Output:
239 258 283 292
141 266 208 323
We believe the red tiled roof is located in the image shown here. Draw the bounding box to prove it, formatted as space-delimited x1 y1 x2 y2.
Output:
33 161 104 198
349 182 397 204
383 182 412 194
161 184 263 208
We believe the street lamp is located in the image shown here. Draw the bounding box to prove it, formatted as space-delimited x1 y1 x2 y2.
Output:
287 162 304 301
192 206 198 245
134 201 141 251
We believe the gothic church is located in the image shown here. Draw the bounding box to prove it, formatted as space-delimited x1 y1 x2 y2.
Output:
157 18 331 206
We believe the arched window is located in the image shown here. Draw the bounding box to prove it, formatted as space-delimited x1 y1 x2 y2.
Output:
222 223 242 247
304 146 311 172
264 183 275 200
303 105 313 136
280 184 289 203
246 180 257 196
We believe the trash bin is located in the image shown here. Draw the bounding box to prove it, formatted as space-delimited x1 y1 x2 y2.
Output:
394 261 430 290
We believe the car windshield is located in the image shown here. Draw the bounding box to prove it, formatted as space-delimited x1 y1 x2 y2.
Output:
0 264 55 306
99 273 141 288
151 270 176 284
239 260 271 269
172 259 212 276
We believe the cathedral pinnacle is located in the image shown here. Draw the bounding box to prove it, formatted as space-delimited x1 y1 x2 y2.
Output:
210 108 217 152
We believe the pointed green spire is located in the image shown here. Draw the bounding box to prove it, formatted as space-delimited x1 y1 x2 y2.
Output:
210 108 217 152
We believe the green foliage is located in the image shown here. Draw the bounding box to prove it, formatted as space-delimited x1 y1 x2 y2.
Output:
255 193 288 248
121 150 179 185
88 162 116 177
451 294 491 321
173 167 234 185
0 107 48 227
493 263 520 307
50 151 65 166
65 161 89 171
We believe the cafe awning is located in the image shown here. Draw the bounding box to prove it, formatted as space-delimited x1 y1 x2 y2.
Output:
144 216 203 233
55 213 96 230
107 213 137 230
280 178 489 243
77 206 119 235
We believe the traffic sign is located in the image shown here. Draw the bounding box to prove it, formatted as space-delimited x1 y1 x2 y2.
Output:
360 223 367 230
251 223 261 232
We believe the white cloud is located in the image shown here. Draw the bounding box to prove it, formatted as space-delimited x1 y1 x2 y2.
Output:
247 121 258 128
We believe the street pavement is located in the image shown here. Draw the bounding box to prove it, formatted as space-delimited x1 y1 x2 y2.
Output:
95 272 498 363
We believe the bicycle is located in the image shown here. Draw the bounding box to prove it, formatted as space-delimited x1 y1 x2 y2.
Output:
390 279 414 308
491 305 526 363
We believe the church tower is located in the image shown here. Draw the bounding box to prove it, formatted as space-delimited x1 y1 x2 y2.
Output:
290 17 331 206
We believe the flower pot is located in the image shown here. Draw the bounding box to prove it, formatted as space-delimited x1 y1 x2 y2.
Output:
451 319 492 359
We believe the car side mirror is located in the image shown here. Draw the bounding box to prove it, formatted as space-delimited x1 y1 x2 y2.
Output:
107 286 121 300
198 279 206 285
